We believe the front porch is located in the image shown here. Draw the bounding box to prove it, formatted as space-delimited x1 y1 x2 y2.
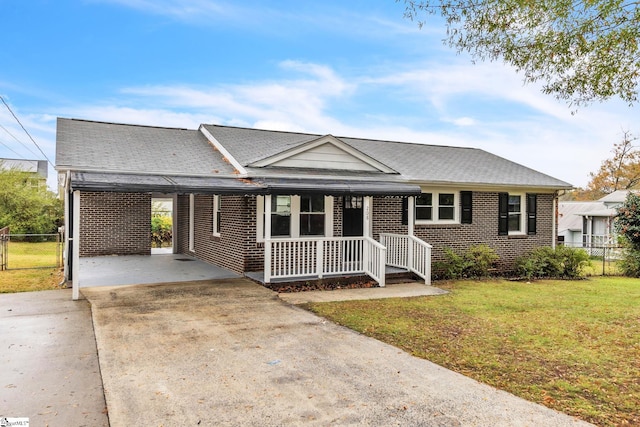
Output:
260 233 432 288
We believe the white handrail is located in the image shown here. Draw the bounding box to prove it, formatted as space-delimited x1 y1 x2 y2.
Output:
380 233 432 285
264 236 386 286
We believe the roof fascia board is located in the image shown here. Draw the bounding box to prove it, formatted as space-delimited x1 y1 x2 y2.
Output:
56 166 241 179
250 134 397 174
409 181 572 193
199 125 248 176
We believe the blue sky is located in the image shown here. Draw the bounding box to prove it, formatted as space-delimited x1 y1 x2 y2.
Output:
0 0 637 190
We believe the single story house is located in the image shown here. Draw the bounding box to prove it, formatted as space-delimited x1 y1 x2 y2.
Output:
0 158 48 189
558 190 630 256
56 118 572 299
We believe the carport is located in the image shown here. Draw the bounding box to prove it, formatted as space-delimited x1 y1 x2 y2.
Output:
78 254 240 288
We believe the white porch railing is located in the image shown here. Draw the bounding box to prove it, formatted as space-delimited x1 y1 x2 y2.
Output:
380 233 432 285
264 236 387 287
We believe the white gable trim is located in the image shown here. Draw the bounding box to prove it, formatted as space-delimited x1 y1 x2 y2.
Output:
199 125 248 176
250 135 397 174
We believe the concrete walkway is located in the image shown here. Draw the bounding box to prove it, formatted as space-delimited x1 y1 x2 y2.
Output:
278 281 448 304
82 279 592 427
0 289 109 426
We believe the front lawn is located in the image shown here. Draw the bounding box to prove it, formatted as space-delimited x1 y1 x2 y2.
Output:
303 277 640 427
0 268 64 293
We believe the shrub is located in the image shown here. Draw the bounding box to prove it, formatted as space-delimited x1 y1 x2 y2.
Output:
434 244 499 280
515 246 590 279
151 215 172 248
617 247 640 277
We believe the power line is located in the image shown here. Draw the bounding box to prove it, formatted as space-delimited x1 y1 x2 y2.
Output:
0 122 41 158
0 95 54 168
0 136 26 158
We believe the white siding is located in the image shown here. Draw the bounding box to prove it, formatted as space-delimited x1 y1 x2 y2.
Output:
271 143 379 171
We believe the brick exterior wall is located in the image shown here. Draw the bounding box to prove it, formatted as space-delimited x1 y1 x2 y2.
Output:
176 191 556 275
372 192 556 271
79 191 151 256
176 194 258 274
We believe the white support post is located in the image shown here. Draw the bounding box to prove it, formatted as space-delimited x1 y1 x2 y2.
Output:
72 190 81 300
407 196 415 271
363 196 372 238
316 240 324 279
264 195 272 283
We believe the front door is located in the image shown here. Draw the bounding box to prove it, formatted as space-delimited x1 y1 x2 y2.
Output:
343 196 364 237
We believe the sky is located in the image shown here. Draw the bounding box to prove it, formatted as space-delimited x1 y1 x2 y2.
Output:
0 0 637 191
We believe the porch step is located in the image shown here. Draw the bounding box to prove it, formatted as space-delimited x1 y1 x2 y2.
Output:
385 270 420 284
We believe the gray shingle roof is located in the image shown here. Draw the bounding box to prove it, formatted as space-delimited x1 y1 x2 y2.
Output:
56 119 572 190
203 124 572 189
56 118 236 176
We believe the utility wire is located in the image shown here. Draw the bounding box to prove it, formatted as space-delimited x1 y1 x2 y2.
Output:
0 122 41 158
0 136 26 158
0 95 54 168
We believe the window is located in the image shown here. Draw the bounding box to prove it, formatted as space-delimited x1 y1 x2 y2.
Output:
299 195 325 236
508 195 522 232
257 195 333 240
415 191 458 223
415 194 432 220
499 193 536 235
271 195 292 237
439 193 455 220
212 195 221 237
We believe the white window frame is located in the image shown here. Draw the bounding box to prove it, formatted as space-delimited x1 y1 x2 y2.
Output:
415 190 459 224
212 195 221 237
507 192 527 235
256 195 334 241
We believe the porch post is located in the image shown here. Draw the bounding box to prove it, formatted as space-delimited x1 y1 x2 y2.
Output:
72 190 81 300
363 196 372 238
407 196 415 271
264 195 272 283
408 196 415 236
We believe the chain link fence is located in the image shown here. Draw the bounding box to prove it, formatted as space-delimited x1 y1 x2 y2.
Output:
0 233 62 271
561 242 623 276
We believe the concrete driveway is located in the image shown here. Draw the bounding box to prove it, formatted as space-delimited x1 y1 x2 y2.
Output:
0 289 108 426
82 278 592 427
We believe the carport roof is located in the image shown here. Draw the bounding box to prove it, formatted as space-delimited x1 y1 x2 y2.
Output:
70 171 422 196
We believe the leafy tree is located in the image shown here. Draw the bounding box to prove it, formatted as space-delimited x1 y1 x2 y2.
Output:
0 167 62 234
614 191 640 276
573 130 639 200
401 0 640 106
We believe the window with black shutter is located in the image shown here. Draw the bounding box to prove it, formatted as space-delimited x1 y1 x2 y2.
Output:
527 193 537 235
498 192 509 235
461 191 472 224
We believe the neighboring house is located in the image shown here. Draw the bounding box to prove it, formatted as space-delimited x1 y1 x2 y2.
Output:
558 190 631 255
0 158 48 189
55 118 572 299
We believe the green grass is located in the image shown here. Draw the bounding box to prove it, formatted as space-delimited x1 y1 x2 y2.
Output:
303 277 640 426
584 259 623 276
0 268 64 293
4 241 60 269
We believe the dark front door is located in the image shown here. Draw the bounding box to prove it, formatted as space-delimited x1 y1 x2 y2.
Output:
343 196 364 237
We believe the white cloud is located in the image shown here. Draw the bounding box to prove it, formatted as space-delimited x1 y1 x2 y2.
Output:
49 59 636 189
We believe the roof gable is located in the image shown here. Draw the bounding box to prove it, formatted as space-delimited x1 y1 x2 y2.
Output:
249 135 397 173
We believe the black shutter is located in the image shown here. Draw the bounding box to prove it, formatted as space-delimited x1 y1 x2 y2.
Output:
527 193 537 235
401 197 408 225
460 191 472 224
498 192 509 235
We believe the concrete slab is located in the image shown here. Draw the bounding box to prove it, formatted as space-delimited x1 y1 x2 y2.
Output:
0 289 108 426
278 281 448 304
79 253 240 287
83 279 592 427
